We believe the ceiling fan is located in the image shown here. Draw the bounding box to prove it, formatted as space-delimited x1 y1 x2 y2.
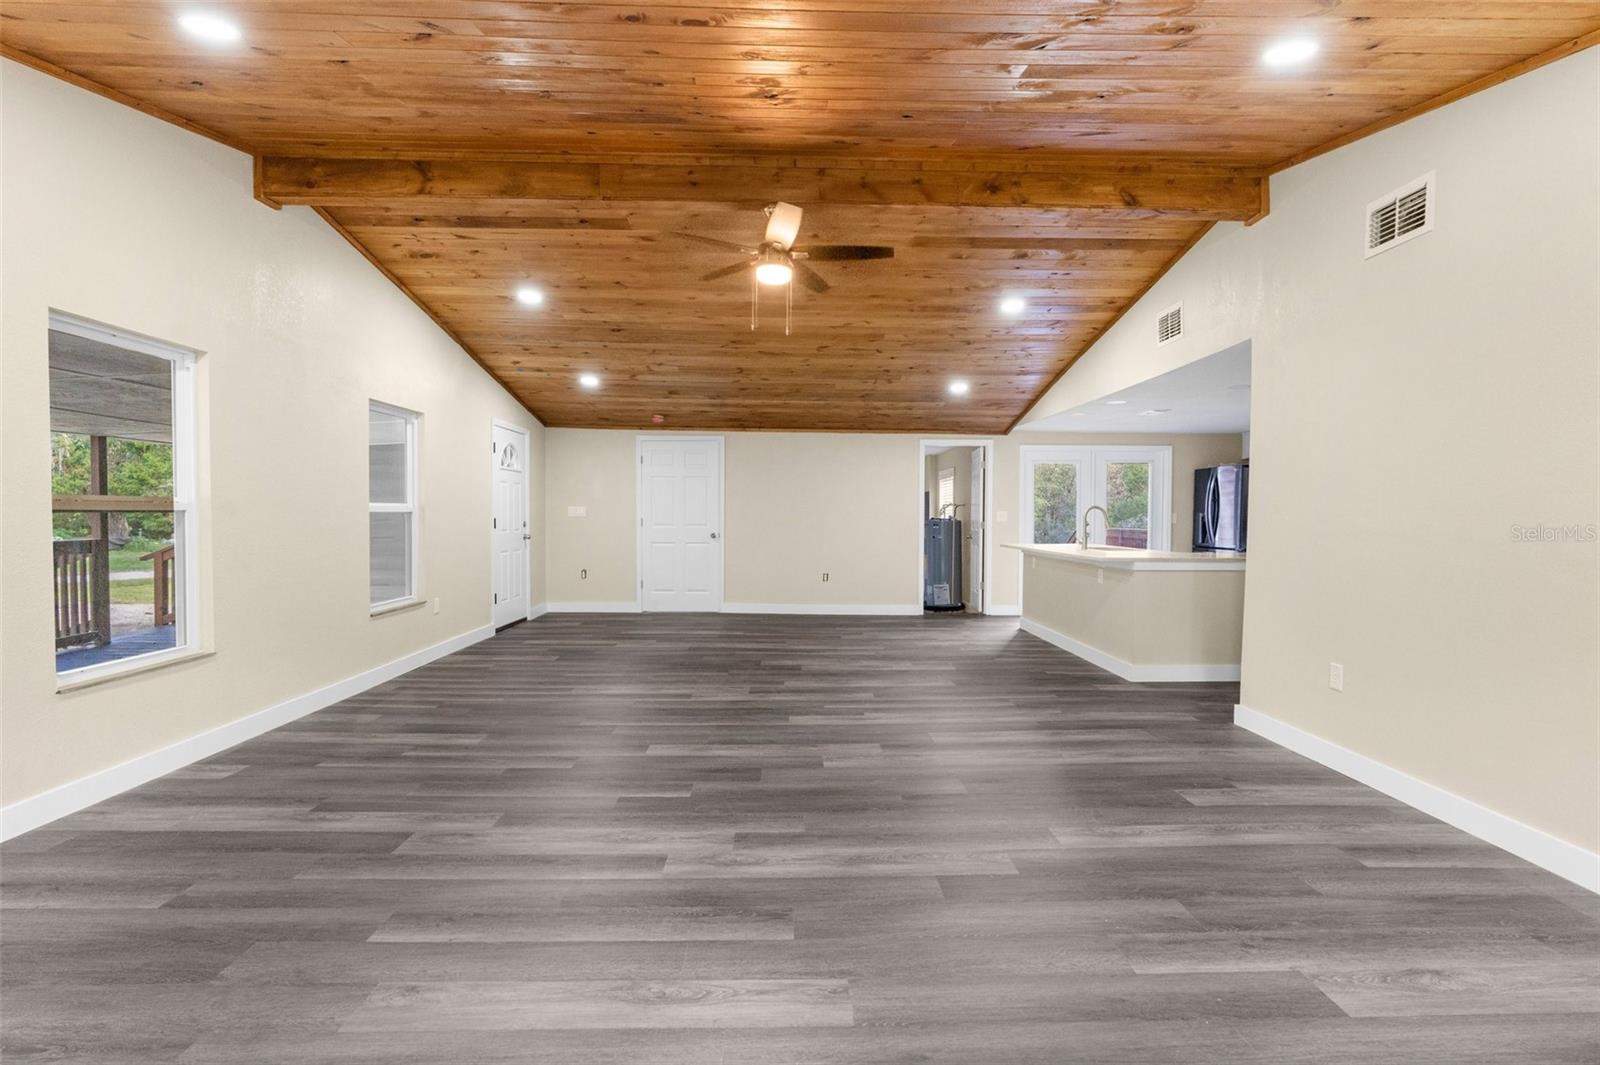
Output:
675 203 893 333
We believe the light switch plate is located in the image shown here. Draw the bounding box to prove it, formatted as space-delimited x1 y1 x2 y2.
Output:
1329 662 1344 692
567 505 587 517
997 510 1009 523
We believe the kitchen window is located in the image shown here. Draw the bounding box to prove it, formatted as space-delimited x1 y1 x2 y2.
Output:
369 401 419 611
1020 445 1172 551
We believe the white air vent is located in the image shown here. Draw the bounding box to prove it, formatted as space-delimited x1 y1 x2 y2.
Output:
1157 302 1183 345
1366 172 1434 257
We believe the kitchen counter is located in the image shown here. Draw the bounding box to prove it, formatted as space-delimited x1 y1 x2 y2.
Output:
1008 543 1246 682
1008 543 1246 572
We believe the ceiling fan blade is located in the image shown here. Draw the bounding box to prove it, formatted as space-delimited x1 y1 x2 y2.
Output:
803 244 895 261
764 202 803 251
699 261 751 282
675 231 757 255
793 261 830 294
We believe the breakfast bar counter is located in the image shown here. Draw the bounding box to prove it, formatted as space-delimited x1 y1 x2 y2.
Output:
1008 543 1246 682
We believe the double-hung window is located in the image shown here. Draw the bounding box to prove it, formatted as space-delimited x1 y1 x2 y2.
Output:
368 401 419 611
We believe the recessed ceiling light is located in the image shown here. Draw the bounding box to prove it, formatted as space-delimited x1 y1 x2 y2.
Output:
998 295 1027 316
1105 399 1128 405
177 12 242 43
514 285 544 307
948 379 971 397
578 372 601 390
1262 38 1319 68
1137 408 1173 416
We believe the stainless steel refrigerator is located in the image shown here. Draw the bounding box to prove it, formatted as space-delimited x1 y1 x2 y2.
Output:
1193 464 1248 552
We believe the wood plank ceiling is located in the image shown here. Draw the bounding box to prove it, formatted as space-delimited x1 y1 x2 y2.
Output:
5 2 1598 431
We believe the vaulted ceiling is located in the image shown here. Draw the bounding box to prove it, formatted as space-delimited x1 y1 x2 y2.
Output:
5 3 1597 431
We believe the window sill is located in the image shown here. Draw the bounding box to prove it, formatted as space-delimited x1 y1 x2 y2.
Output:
56 647 214 694
370 597 424 618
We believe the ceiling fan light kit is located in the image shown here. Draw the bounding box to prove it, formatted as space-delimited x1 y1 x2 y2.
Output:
679 201 893 336
754 247 793 287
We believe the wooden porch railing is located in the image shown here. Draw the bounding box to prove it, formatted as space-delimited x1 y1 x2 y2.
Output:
53 539 107 649
1104 527 1150 548
140 544 176 627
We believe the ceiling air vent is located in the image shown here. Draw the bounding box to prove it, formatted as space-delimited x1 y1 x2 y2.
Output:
1366 172 1434 257
1157 302 1183 345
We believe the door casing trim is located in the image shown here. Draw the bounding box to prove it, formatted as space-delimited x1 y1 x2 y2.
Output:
634 434 727 612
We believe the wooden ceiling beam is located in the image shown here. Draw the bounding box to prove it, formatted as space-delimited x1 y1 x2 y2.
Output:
257 155 1268 222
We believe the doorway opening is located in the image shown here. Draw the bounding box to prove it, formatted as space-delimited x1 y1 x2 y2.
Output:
918 438 993 615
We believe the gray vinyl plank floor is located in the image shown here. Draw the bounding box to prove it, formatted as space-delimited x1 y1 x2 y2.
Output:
2 614 1596 1063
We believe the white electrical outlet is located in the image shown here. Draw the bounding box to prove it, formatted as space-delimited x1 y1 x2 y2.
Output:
997 510 1009 523
1329 662 1344 692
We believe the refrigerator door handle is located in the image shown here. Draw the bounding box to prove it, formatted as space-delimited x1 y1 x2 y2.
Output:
1203 473 1216 543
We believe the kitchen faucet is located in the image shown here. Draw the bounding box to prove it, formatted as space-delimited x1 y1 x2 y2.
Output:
1081 505 1108 547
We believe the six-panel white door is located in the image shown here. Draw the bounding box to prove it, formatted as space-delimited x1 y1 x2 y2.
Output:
639 437 722 612
491 423 529 627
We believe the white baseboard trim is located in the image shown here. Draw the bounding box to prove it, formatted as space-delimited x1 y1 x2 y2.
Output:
721 602 922 616
1019 616 1241 683
986 604 1022 617
527 602 549 620
546 602 642 613
0 624 494 842
1235 704 1600 894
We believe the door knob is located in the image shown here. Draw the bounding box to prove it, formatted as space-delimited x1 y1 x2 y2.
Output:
710 532 720 540
522 534 531 541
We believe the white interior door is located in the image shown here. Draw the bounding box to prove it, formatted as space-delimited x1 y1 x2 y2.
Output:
968 452 985 612
639 436 723 612
491 424 529 626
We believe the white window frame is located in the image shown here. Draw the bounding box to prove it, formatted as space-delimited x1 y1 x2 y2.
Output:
1019 444 1172 551
369 400 420 614
1090 446 1172 551
51 312 203 687
1020 446 1089 546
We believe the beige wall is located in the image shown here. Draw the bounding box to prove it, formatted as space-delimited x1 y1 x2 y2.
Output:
545 429 1235 613
726 433 920 608
544 428 921 608
0 62 544 808
542 429 641 605
1022 555 1246 667
1017 52 1600 853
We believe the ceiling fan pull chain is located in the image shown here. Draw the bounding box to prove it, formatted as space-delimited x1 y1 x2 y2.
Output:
750 267 757 331
785 274 793 336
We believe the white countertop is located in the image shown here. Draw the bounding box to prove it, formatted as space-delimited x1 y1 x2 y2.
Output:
1006 543 1247 572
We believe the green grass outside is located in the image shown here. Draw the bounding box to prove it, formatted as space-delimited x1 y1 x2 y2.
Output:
109 579 156 605
110 540 169 573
